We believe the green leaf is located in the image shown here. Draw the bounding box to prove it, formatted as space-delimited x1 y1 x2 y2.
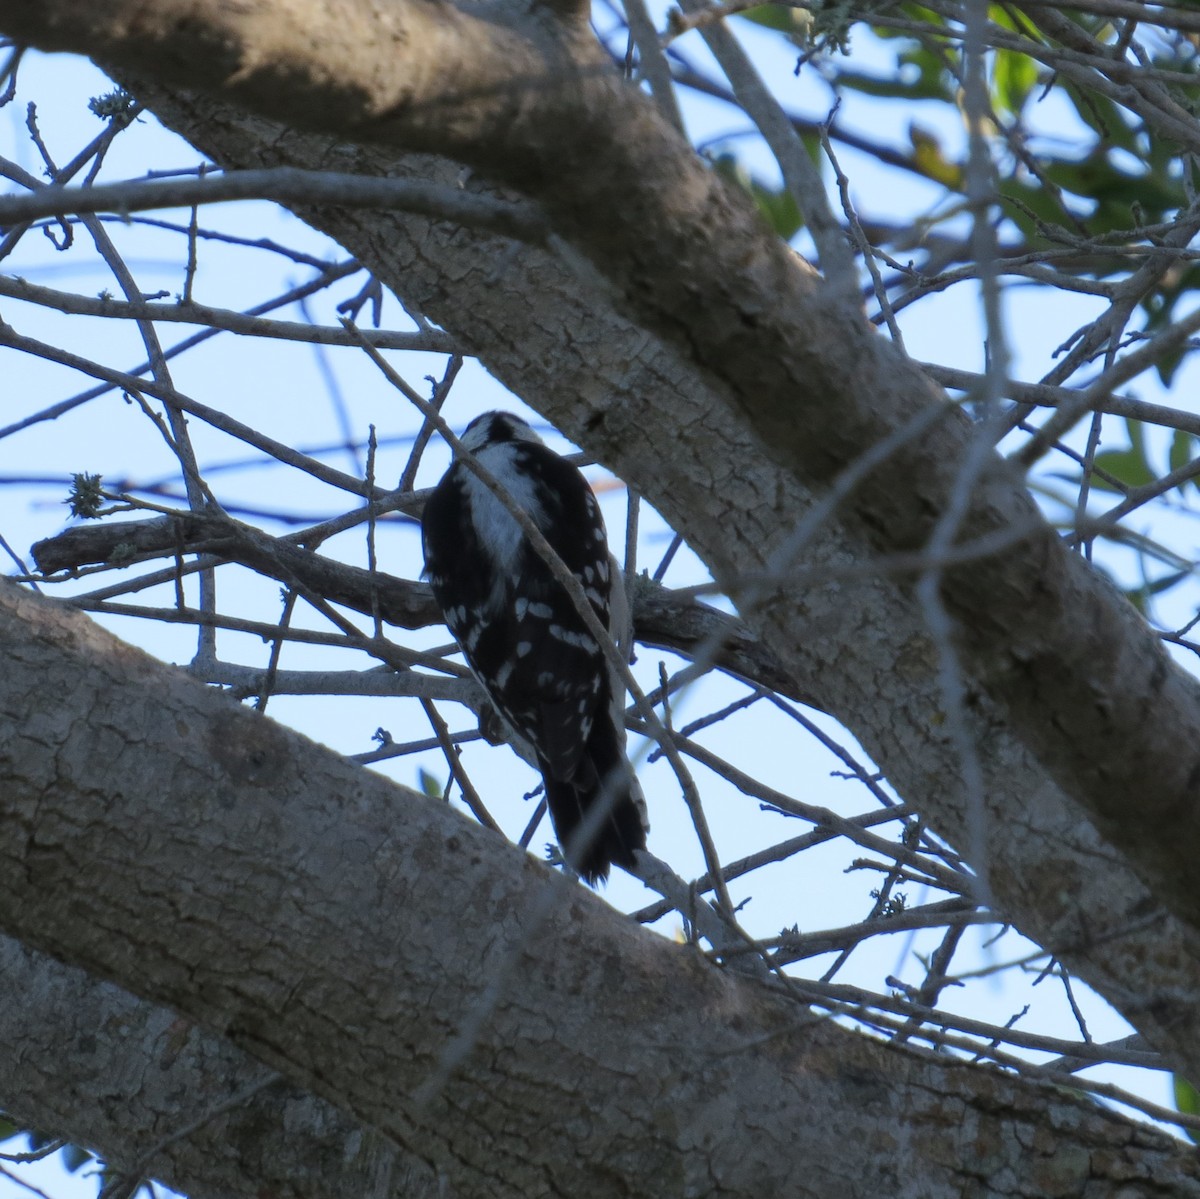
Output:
1180 1074 1200 1142
873 5 945 36
418 767 447 799
987 3 1040 36
1038 152 1182 236
1088 450 1147 493
1155 347 1186 388
908 124 963 189
1170 430 1198 494
1144 568 1191 599
991 47 1038 117
1139 265 1200 385
736 4 811 37
60 1144 94 1173
1060 84 1139 154
1124 574 1180 616
712 153 807 239
838 44 954 103
754 184 804 240
1090 423 1154 493
1095 524 1192 572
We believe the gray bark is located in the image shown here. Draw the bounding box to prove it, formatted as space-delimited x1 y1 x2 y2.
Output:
1 578 1198 1198
0 935 408 1199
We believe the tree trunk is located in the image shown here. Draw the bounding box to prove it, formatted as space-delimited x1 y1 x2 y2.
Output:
1 578 1197 1197
0 935 404 1199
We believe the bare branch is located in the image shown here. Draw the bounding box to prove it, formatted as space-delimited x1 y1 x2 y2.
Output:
0 167 548 242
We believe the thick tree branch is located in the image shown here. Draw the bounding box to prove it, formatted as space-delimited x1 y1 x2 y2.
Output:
0 936 411 1199
29 512 811 704
1 578 1198 1197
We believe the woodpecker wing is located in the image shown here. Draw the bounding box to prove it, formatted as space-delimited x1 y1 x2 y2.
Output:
422 439 611 780
421 411 646 883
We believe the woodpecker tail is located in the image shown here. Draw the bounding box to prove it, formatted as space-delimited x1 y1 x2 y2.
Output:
542 772 646 885
540 713 647 885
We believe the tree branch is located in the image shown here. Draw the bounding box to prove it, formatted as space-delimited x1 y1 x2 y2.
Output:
2 578 1198 1197
0 167 547 242
0 933 415 1199
0 273 455 352
28 511 813 705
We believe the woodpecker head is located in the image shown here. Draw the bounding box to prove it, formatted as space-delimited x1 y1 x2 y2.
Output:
459 410 543 453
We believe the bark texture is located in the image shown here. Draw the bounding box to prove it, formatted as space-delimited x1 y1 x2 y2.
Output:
0 936 407 1199
1 578 1198 1198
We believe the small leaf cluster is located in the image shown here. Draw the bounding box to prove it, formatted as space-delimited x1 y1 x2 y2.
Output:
65 471 105 519
87 88 135 119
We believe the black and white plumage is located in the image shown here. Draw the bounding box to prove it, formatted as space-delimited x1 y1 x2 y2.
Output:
421 411 647 884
